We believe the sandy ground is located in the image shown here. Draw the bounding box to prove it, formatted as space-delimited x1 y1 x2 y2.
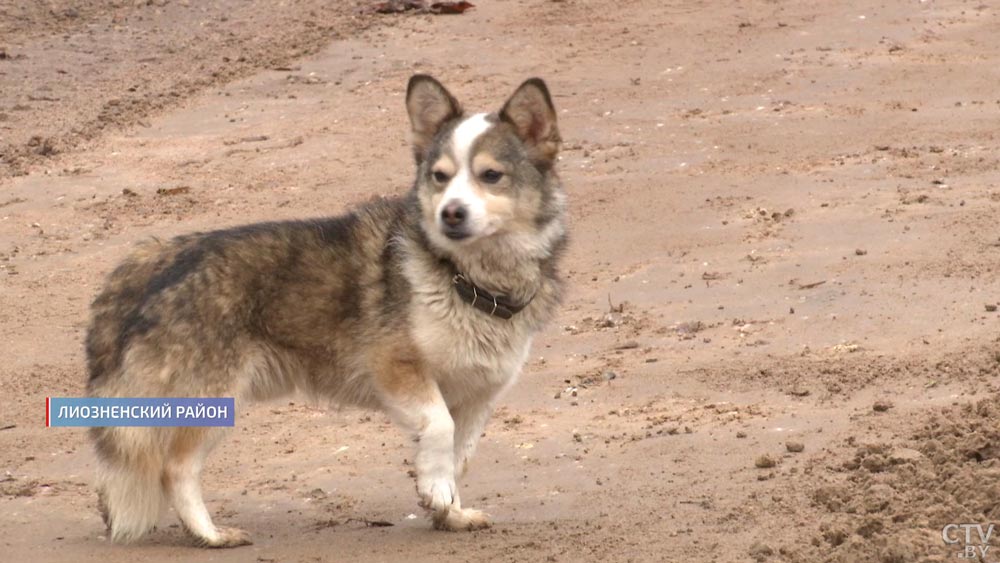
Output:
2 1 1000 562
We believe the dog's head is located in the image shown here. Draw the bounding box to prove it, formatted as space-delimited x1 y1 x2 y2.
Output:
406 75 564 257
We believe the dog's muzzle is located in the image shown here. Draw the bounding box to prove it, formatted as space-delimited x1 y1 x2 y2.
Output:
440 200 471 240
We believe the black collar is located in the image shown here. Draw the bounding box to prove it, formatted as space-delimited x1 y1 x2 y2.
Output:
451 272 533 320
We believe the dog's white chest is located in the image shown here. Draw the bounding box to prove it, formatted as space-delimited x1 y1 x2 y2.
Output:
410 299 533 399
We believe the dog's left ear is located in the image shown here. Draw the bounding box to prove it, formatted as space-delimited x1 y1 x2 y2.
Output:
500 78 561 166
406 74 462 164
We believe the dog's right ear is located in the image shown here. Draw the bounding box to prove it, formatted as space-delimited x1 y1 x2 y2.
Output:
406 75 462 164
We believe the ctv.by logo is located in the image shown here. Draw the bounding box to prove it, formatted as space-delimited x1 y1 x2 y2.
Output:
943 524 995 559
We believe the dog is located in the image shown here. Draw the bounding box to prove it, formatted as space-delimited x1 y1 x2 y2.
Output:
85 74 567 547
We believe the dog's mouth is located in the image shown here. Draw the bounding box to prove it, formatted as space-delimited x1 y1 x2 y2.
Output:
442 226 472 241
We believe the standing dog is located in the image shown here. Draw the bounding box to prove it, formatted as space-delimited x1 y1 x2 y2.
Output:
85 75 567 547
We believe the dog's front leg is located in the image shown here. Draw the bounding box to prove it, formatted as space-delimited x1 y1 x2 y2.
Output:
452 397 495 479
376 357 457 517
424 397 495 531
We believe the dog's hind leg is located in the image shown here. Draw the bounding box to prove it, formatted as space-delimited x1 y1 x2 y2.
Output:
162 428 251 548
92 426 167 543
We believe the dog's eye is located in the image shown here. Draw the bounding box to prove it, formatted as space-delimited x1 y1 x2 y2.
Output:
481 169 504 184
432 171 450 184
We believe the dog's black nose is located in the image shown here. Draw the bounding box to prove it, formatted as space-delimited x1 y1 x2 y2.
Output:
441 201 467 227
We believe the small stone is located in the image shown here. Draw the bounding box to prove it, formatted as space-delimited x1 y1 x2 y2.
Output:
755 454 777 469
862 455 888 473
786 441 805 453
873 400 893 412
889 447 923 464
856 517 884 538
749 541 774 561
824 527 849 547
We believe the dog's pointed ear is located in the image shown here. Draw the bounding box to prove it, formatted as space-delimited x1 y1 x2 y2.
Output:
406 74 462 164
499 78 561 165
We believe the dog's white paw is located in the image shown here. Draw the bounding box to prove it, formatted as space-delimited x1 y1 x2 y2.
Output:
198 526 253 548
417 477 455 513
433 506 491 531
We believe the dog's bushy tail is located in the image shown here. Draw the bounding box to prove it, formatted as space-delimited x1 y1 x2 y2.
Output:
92 427 166 543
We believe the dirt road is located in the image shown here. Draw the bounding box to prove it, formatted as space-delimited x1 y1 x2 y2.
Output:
2 1 999 562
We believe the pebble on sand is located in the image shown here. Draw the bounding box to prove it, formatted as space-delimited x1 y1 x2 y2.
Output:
755 454 777 468
873 400 893 412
